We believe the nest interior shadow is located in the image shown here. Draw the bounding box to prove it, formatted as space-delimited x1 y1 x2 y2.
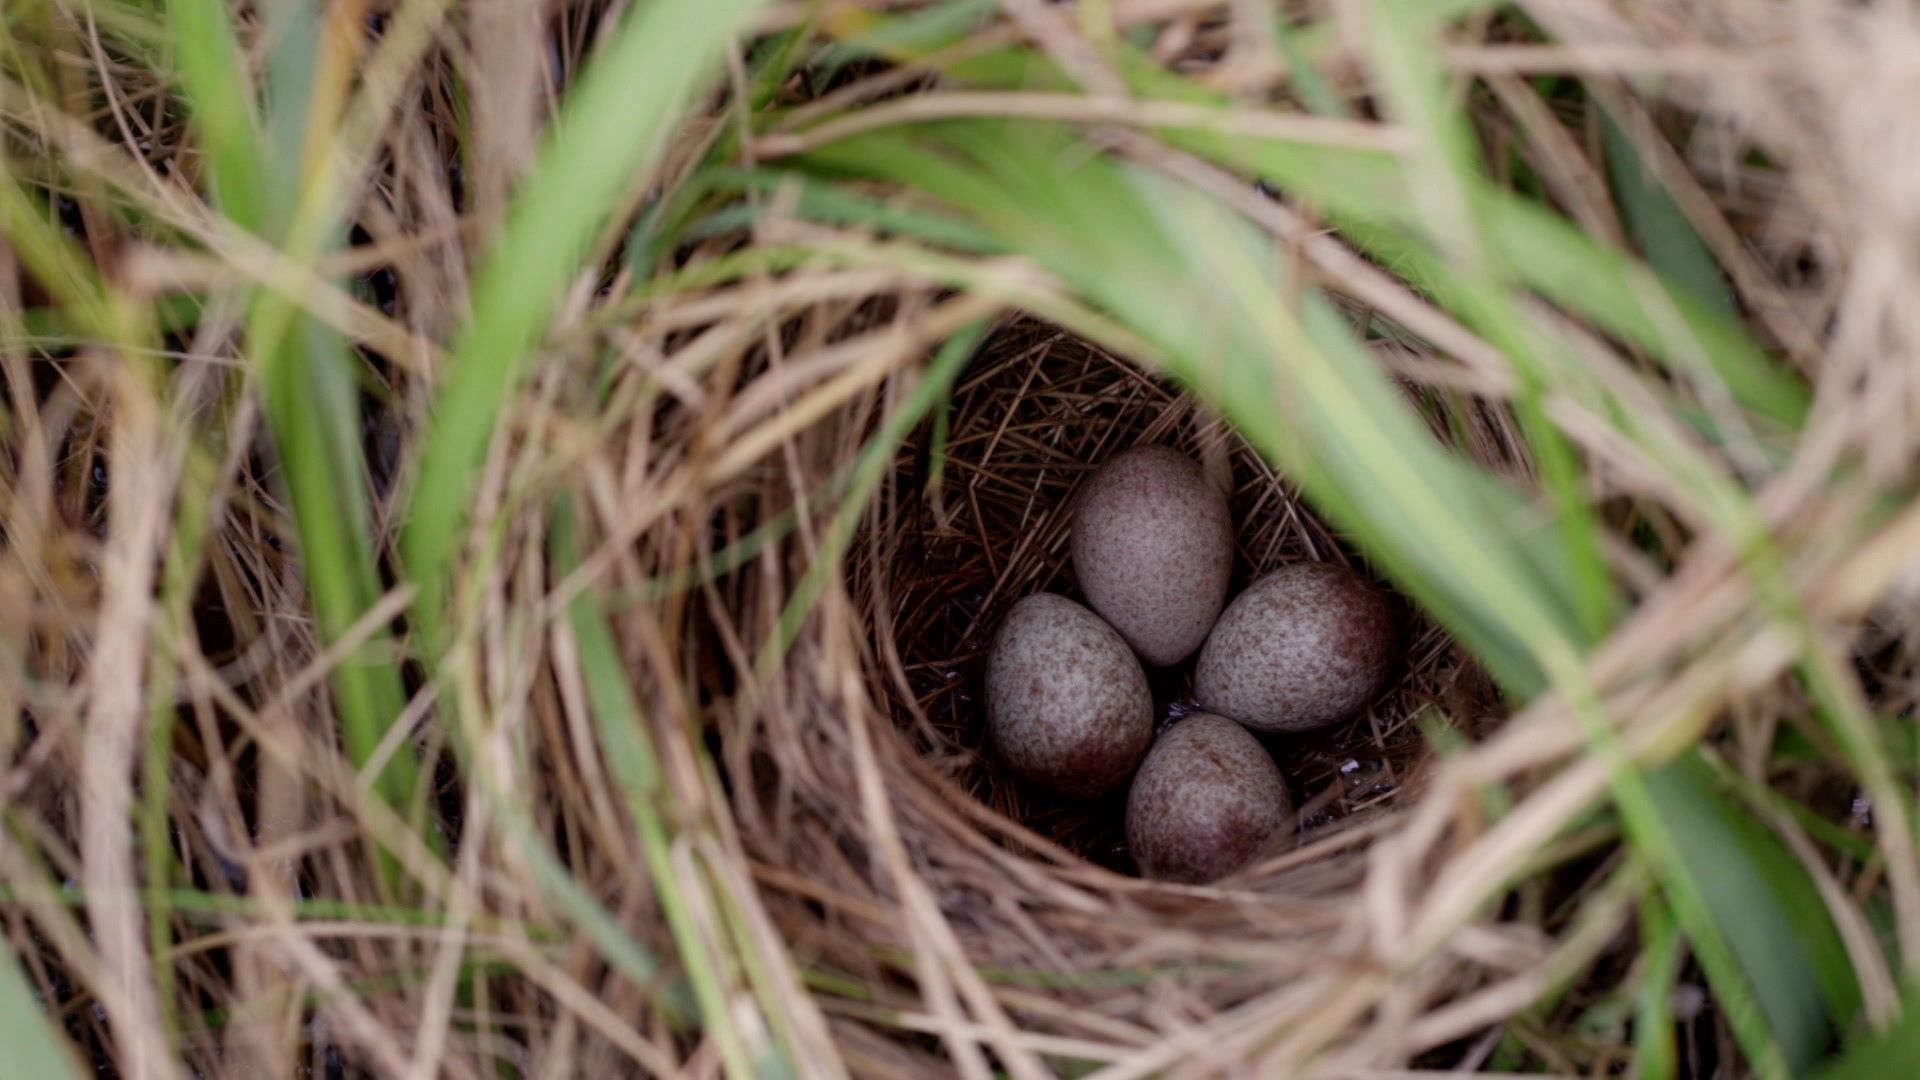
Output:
857 320 1498 878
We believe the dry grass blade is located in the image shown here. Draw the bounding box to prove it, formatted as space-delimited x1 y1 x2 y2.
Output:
78 362 177 1080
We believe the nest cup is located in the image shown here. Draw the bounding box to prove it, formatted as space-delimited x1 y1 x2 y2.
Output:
858 323 1486 875
740 321 1511 1072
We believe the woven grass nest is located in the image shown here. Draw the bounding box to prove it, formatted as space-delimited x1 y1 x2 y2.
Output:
868 322 1481 859
752 321 1513 1074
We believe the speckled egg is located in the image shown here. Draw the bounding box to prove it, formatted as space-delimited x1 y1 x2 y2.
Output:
986 593 1154 798
1125 714 1291 883
1071 445 1233 667
1194 562 1398 733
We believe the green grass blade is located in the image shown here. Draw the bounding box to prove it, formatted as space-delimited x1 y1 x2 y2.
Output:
1602 111 1736 320
1267 12 1347 118
1473 193 1804 431
1634 889 1683 1078
796 121 1580 695
0 175 116 335
1646 752 1857 1074
1279 151 1803 434
171 0 421 828
258 318 417 804
167 0 268 232
0 947 80 1080
1358 0 1616 641
552 501 761 1077
1055 47 1810 432
826 0 996 60
764 318 988 668
698 167 1005 253
402 0 771 650
1818 989 1920 1078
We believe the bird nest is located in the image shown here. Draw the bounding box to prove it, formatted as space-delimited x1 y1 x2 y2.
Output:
729 319 1509 1074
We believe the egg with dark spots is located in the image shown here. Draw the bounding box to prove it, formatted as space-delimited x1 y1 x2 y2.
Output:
1071 446 1233 667
1194 562 1398 733
986 594 1154 798
1125 714 1291 883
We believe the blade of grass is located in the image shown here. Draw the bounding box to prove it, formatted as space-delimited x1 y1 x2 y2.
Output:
169 0 421 835
551 501 761 1078
1362 12 1843 1074
14 294 206 347
167 0 268 235
1267 9 1347 118
762 318 988 669
786 20 1807 433
820 0 997 62
694 168 1004 254
1602 110 1736 320
1818 989 1920 1078
1359 0 1616 642
402 0 771 654
812 0 1500 76
1043 43 1809 432
1645 751 1858 1073
0 946 80 1080
1633 888 1682 1079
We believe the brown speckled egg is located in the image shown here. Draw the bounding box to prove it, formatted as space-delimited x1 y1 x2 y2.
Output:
1071 446 1233 667
986 594 1154 797
1126 714 1291 883
1194 562 1397 733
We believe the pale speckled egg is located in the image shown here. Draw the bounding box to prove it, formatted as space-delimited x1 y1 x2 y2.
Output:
1125 714 1291 883
986 593 1154 798
1194 562 1398 733
1071 446 1233 667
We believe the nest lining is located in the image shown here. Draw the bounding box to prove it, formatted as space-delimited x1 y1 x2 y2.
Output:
854 320 1496 877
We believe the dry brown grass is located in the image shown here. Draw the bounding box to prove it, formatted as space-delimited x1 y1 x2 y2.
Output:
4 0 1920 1076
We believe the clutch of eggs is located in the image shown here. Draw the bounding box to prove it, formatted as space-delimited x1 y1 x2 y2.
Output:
985 441 1402 885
